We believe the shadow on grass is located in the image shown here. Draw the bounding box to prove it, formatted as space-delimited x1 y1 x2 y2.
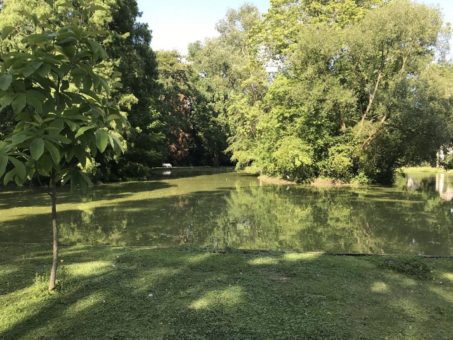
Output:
1 245 452 339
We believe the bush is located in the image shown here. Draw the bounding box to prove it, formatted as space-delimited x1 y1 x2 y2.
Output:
271 136 315 181
322 144 355 181
350 172 370 186
444 154 453 170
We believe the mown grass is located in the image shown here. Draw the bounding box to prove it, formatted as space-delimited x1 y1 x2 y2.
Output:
1 244 452 339
400 166 453 174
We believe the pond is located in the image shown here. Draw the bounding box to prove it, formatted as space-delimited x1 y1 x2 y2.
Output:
0 168 452 256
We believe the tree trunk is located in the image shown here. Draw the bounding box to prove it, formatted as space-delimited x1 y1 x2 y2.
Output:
48 179 58 291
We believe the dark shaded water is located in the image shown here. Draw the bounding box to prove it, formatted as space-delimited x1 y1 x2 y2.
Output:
0 168 452 256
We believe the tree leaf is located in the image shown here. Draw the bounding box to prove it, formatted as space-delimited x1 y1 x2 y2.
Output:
0 92 15 108
95 129 109 153
22 61 43 77
75 125 96 138
12 93 27 114
26 33 55 45
26 90 45 113
0 155 8 177
11 133 30 146
30 138 45 160
0 74 13 91
8 157 26 180
1 26 14 39
44 141 61 164
3 169 15 185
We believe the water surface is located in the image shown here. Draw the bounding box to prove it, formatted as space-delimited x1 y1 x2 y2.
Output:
0 168 452 256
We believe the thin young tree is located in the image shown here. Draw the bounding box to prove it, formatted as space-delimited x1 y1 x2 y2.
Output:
0 25 127 290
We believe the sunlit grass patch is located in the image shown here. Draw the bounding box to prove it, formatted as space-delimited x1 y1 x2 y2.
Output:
441 272 453 283
65 261 113 278
64 291 106 315
370 281 390 293
248 256 279 266
282 252 322 262
184 253 213 264
189 286 244 310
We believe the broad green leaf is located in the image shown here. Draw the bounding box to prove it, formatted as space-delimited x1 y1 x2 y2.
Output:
44 141 61 164
110 135 125 153
22 61 43 77
0 74 13 91
0 92 15 108
60 45 76 59
49 118 65 131
0 155 8 177
8 157 26 180
64 119 78 131
95 129 109 153
11 133 30 145
57 37 77 46
30 138 45 160
75 125 96 138
38 63 52 77
26 33 54 45
12 93 26 114
36 153 53 176
1 26 14 39
3 169 15 185
26 90 45 113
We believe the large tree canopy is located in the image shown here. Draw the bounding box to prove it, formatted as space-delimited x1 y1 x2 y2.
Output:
223 0 453 183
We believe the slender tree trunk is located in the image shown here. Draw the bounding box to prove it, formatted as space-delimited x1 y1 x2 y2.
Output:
48 178 58 291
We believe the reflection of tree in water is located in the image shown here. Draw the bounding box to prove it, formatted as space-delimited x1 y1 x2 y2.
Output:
56 191 229 247
208 185 452 255
42 179 452 256
58 205 130 247
206 186 384 253
402 173 453 202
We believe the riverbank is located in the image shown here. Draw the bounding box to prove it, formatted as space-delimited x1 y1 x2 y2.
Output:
257 174 356 187
401 166 453 174
1 244 452 339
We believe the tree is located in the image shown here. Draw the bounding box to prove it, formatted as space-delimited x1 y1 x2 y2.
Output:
188 5 267 167
0 0 161 181
255 0 386 57
0 25 126 290
226 0 452 184
98 0 162 179
155 51 228 166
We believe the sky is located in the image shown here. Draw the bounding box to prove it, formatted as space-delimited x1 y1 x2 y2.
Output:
136 0 453 57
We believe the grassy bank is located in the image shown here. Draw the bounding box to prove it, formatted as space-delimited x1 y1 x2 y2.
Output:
1 244 452 339
401 166 453 174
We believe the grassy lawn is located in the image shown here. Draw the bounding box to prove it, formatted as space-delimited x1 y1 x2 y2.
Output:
400 166 453 174
1 244 452 339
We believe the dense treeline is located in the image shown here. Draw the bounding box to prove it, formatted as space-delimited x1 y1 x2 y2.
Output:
0 0 452 185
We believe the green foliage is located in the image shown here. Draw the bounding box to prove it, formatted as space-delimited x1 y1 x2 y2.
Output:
322 144 355 181
256 0 386 55
98 0 162 178
156 50 229 166
269 136 314 181
0 25 126 187
444 154 453 170
224 0 453 184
